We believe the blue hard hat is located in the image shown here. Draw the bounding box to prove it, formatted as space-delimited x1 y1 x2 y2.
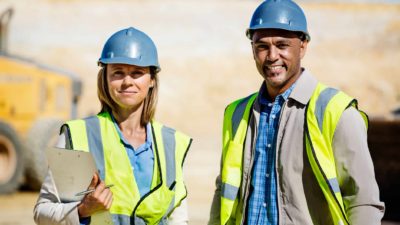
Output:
246 0 310 41
98 27 161 72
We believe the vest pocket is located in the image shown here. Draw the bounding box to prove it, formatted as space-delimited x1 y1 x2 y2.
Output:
225 141 243 161
223 141 243 181
221 141 243 203
135 185 175 224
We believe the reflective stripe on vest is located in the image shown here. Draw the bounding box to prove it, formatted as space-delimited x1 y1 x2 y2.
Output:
66 112 192 225
220 84 367 225
220 93 257 225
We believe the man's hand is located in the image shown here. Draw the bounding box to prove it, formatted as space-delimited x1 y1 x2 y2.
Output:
77 173 113 218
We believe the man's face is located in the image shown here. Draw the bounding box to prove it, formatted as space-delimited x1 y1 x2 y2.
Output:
252 29 308 96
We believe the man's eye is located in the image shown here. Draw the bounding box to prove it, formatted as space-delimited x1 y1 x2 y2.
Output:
277 44 289 49
256 45 268 50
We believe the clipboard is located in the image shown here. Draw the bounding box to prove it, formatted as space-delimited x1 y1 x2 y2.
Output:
46 147 114 224
46 147 97 202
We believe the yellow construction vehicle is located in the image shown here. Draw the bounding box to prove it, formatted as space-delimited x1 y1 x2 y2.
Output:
0 7 81 193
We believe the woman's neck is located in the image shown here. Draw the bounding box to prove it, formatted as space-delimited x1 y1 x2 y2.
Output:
112 106 145 136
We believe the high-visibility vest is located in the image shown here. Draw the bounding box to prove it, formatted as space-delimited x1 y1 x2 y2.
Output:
65 111 192 225
220 83 368 225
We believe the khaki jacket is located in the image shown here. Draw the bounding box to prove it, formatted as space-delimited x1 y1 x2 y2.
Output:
209 70 384 225
33 129 189 225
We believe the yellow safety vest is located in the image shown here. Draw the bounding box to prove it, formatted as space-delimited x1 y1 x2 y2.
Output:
220 83 368 225
65 111 192 225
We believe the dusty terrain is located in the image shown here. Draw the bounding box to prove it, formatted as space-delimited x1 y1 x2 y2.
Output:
0 0 399 224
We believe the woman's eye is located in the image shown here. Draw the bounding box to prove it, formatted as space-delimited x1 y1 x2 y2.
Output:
113 71 124 77
131 71 145 77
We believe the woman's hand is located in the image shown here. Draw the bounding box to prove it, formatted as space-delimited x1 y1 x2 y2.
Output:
77 173 113 218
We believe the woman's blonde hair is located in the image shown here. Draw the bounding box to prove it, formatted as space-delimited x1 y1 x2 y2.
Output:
97 65 159 126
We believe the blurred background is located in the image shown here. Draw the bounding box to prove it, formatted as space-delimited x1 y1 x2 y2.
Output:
0 0 399 224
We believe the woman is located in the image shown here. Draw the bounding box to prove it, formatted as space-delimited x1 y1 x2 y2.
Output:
33 27 192 225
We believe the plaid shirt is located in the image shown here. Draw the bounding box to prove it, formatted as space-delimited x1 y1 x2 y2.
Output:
246 83 295 225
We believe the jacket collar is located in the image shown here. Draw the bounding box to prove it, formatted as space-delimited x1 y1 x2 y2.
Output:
288 69 318 106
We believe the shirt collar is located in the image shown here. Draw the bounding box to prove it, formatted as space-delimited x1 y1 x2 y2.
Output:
258 79 297 107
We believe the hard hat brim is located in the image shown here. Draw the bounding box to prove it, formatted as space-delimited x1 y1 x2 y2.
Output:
246 23 310 41
98 57 161 72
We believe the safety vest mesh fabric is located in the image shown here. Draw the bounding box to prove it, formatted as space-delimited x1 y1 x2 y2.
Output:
220 84 367 225
220 93 258 225
65 111 192 225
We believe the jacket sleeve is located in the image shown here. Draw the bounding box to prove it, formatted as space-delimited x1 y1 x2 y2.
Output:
333 107 385 224
33 170 81 225
33 130 81 225
168 198 189 225
208 173 222 225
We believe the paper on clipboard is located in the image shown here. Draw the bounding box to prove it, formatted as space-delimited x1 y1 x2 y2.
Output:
46 147 97 202
46 147 113 224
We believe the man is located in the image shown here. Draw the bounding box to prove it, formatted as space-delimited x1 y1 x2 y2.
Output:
208 0 384 225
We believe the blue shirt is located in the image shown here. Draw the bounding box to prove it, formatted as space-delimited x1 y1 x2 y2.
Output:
246 83 295 225
112 116 154 197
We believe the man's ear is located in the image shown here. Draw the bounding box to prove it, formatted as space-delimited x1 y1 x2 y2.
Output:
300 40 308 59
251 41 256 60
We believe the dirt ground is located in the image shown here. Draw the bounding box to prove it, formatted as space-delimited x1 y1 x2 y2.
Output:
0 0 399 224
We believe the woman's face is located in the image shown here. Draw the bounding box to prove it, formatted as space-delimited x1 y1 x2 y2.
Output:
106 64 153 111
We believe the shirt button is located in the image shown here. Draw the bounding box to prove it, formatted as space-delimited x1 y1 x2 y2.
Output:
271 115 276 119
267 144 271 148
268 103 272 107
266 173 270 178
263 202 267 207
